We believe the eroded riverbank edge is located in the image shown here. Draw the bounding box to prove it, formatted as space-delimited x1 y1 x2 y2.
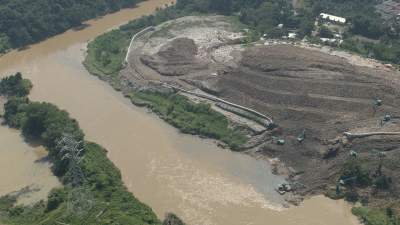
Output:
0 79 61 206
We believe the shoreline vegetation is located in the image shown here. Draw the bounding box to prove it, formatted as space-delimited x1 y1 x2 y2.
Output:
83 1 400 225
0 73 185 225
83 1 249 151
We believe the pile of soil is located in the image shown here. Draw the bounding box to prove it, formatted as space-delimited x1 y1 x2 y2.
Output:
140 38 208 76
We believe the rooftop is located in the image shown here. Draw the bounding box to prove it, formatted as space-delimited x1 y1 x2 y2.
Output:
319 13 346 24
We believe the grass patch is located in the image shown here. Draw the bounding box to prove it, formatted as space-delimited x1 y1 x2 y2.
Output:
85 30 129 76
352 207 399 225
130 91 248 150
83 30 130 89
83 6 185 81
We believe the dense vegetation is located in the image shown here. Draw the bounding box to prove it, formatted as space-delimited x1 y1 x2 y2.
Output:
0 72 32 97
130 91 248 150
176 0 400 64
353 207 399 225
0 74 184 225
0 0 145 53
296 0 400 64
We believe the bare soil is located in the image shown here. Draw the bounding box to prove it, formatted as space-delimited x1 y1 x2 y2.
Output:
119 16 400 205
215 45 400 197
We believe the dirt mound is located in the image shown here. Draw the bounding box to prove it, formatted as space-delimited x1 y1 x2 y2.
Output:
158 37 198 60
140 38 208 76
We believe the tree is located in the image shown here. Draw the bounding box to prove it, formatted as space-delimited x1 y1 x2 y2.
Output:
319 26 334 38
163 213 186 225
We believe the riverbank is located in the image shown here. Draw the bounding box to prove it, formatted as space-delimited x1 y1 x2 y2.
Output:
83 13 259 151
0 74 176 225
83 3 400 224
0 0 153 54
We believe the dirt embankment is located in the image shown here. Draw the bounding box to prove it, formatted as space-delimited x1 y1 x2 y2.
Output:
119 16 400 205
216 45 400 198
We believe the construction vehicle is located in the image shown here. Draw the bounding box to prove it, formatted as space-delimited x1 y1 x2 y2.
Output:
276 183 292 195
272 136 285 145
297 129 306 143
383 114 392 122
277 139 285 145
336 176 357 195
373 99 382 114
349 150 358 158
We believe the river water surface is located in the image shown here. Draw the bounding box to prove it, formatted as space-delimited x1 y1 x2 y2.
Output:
0 1 360 224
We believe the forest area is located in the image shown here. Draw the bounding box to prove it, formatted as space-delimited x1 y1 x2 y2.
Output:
0 73 186 225
0 0 143 52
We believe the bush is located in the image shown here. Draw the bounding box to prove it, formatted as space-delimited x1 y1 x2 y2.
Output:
374 175 391 190
46 188 67 211
132 92 248 150
352 207 400 225
0 73 32 97
341 160 372 187
163 213 186 225
319 26 333 38
344 190 359 203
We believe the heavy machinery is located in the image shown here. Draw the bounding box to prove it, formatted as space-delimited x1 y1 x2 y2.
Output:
336 176 357 195
373 99 383 114
297 129 306 143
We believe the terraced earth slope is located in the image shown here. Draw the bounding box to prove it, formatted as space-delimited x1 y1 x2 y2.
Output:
117 16 400 206
216 45 400 196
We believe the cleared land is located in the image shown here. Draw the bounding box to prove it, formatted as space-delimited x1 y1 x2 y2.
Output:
85 15 400 219
116 16 400 208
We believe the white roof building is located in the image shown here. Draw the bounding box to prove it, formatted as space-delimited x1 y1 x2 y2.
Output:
288 32 297 39
320 13 346 24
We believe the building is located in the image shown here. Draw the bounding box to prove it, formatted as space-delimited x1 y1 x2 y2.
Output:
288 32 297 39
319 13 347 24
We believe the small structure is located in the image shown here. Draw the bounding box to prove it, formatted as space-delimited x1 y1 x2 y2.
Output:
319 13 347 24
320 38 343 45
288 32 297 39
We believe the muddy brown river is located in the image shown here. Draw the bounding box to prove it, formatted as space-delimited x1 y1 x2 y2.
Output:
0 0 361 224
